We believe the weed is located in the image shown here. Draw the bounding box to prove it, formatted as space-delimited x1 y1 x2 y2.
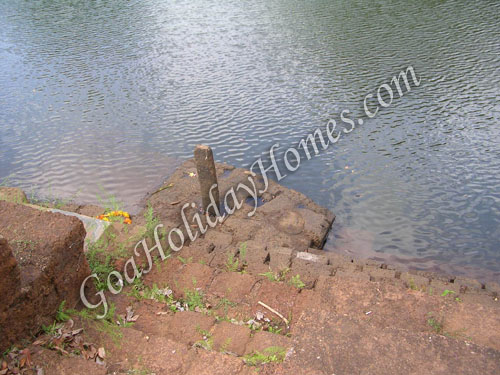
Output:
215 297 237 315
41 321 60 336
11 239 37 251
69 303 124 344
427 314 444 334
441 289 455 297
244 346 287 366
259 271 277 281
224 242 249 272
128 278 146 300
96 187 124 214
194 333 214 351
267 325 282 335
185 289 205 311
239 242 247 266
259 268 289 282
144 204 160 239
154 256 162 271
114 242 129 258
1 345 18 358
0 175 12 187
214 315 232 323
178 255 192 265
56 301 71 322
220 338 232 353
86 241 115 291
225 252 240 272
289 274 305 289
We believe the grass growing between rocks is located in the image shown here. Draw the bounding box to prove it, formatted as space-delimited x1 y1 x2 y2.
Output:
244 346 287 366
194 328 214 351
289 274 306 289
259 268 289 282
225 242 248 272
128 279 208 313
71 302 132 344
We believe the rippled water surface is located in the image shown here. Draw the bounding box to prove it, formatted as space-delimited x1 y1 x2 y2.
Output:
1 0 499 281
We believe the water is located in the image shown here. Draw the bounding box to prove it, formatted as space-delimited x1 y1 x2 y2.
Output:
1 0 499 281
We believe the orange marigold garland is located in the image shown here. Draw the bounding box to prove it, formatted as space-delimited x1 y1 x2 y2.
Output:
98 210 132 224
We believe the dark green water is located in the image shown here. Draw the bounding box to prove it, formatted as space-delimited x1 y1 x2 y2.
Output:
1 0 499 281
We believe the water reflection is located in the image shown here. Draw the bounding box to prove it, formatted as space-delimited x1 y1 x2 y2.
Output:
0 0 499 281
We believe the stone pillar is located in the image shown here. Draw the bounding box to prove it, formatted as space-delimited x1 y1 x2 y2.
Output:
194 145 220 216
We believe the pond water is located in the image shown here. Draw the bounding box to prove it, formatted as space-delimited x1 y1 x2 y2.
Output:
1 0 499 281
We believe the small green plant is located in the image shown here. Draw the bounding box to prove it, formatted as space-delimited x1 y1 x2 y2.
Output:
239 242 247 265
441 289 455 297
68 303 125 344
259 271 278 281
11 239 37 251
177 255 193 265
220 337 232 353
86 241 115 291
96 187 124 214
144 204 160 239
0 175 11 187
244 346 287 366
185 289 205 311
267 325 282 335
225 252 240 272
427 314 444 334
289 274 305 289
42 321 60 336
2 345 18 358
259 268 289 282
215 297 237 316
224 242 249 272
194 329 214 351
56 301 71 322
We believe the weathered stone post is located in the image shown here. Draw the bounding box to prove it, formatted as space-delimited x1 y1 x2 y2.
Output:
194 145 220 216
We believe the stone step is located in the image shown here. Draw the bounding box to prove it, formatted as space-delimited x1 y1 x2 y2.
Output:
126 243 500 353
107 289 293 358
280 310 500 375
